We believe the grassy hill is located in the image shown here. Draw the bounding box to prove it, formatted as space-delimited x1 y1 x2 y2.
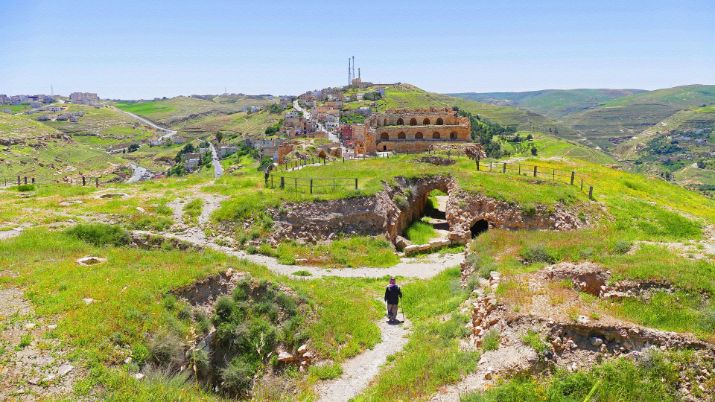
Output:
449 89 644 118
562 85 715 151
0 113 124 181
615 104 715 196
115 95 279 127
39 104 158 151
171 109 283 137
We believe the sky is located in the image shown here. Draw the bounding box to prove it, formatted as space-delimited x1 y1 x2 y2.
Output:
1 0 713 99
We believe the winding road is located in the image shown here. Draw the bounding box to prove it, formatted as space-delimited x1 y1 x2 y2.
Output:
112 106 177 140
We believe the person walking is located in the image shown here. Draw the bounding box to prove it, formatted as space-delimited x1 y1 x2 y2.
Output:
384 276 403 324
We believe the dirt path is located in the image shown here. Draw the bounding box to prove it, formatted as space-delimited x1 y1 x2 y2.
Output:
0 287 79 400
316 318 411 402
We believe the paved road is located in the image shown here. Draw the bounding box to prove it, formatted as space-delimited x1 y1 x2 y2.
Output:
111 106 177 140
126 163 152 183
209 143 224 178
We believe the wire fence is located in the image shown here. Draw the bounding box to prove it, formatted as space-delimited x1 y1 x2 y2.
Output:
474 159 595 199
1 174 107 189
267 149 595 199
266 175 359 194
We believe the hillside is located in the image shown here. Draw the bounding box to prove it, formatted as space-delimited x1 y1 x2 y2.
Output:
115 95 279 127
0 113 124 181
616 105 715 195
562 85 715 150
449 89 644 118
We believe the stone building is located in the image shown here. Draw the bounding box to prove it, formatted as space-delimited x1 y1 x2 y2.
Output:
69 92 100 105
352 124 376 155
365 107 471 153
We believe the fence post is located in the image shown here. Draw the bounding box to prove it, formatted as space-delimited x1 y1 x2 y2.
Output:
342 156 345 163
580 178 583 190
271 175 274 188
552 169 555 180
502 163 506 173
280 176 285 189
589 186 593 199
570 171 575 185
310 179 313 194
82 176 86 186
31 177 35 184
476 156 480 171
24 176 28 185
533 166 537 177
355 178 358 190
17 176 20 186
294 178 297 191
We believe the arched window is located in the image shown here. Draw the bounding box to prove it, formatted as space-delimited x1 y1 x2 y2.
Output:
396 118 404 125
450 131 458 140
409 118 417 126
432 132 440 139
383 118 387 126
398 132 406 139
436 117 444 125
423 118 430 125
380 132 389 140
415 132 423 139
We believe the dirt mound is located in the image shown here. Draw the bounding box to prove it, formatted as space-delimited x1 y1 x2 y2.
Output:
416 156 456 166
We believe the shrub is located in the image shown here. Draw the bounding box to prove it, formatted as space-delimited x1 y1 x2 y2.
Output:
65 223 130 247
392 194 409 210
292 270 311 277
521 329 548 354
148 332 185 369
520 245 557 264
189 349 210 378
17 184 36 192
309 363 343 380
482 329 500 351
612 240 632 254
220 357 256 395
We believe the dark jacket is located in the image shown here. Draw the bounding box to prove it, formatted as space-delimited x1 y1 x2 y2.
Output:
384 284 402 305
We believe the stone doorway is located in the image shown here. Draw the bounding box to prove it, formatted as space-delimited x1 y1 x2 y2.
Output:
470 219 489 237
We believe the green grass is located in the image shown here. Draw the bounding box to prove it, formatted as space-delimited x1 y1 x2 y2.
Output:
404 220 438 244
461 350 706 401
309 363 343 380
271 236 399 268
183 198 203 226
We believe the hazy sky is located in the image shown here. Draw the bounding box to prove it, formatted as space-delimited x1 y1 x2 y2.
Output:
1 0 713 99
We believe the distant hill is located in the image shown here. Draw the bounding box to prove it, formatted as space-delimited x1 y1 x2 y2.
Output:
449 89 644 118
115 95 279 127
562 85 715 150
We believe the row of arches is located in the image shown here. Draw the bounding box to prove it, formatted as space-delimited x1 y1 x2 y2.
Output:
389 117 444 126
379 131 459 140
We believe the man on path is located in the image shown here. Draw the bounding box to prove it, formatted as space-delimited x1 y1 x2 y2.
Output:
384 276 403 324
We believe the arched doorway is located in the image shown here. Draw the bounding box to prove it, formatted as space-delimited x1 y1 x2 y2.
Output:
383 118 388 126
423 118 430 125
415 132 423 139
432 132 440 139
397 118 404 125
436 117 444 125
471 219 489 237
380 132 389 141
410 118 417 126
450 131 458 140
398 132 406 139
383 145 387 151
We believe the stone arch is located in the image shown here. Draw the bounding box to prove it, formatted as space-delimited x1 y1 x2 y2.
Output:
398 131 406 140
471 219 489 237
450 131 458 140
397 117 404 125
410 118 417 126
380 132 389 140
383 118 387 126
415 132 423 139
423 118 430 125
432 132 441 139
436 117 444 125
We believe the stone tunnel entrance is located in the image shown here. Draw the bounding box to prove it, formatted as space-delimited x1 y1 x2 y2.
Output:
470 219 489 238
